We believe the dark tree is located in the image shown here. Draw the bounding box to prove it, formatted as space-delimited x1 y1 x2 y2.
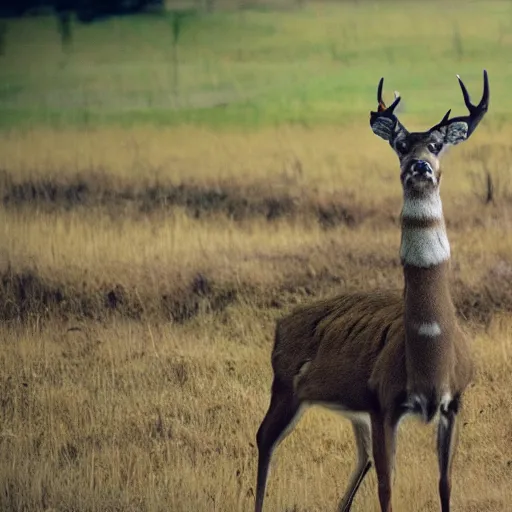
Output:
0 1 164 21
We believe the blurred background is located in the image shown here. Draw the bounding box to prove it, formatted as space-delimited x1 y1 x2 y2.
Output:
1 2 511 511
1 0 511 128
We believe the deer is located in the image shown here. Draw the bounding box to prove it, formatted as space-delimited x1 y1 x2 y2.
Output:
255 70 489 512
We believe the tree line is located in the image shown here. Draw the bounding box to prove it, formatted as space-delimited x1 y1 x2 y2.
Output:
0 0 164 22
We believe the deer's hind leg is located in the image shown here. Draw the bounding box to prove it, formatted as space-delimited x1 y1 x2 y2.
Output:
338 417 372 511
255 376 303 512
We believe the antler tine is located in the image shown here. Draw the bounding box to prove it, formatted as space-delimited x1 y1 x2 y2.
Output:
481 69 490 108
456 74 472 110
388 94 401 113
377 77 385 111
439 109 451 125
457 69 489 112
376 77 401 114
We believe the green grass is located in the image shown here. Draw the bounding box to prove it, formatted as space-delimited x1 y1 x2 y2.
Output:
1 0 512 129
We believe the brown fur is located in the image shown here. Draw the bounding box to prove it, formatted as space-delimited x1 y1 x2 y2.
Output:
274 291 404 412
401 216 442 229
402 263 473 405
271 282 472 419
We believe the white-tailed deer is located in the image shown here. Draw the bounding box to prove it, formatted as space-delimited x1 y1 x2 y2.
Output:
255 71 489 512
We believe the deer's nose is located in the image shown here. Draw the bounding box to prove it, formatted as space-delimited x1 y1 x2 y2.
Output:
412 160 433 175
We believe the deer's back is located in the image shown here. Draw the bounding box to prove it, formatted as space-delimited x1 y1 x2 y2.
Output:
271 291 404 387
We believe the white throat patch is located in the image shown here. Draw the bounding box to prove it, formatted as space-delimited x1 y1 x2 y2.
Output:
400 225 451 267
401 193 443 220
400 193 450 267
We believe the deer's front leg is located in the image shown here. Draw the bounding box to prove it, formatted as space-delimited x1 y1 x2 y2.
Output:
371 413 398 512
437 398 460 512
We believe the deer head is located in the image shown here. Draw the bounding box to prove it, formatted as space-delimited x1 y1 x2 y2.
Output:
370 70 489 194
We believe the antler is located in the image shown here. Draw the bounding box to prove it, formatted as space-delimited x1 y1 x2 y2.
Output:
370 78 407 142
430 69 489 138
371 77 402 117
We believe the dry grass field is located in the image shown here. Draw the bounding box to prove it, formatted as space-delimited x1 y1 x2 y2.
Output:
1 1 512 511
1 125 512 512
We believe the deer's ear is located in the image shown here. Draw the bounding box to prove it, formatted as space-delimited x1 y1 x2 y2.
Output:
370 115 408 143
436 121 469 146
370 116 396 141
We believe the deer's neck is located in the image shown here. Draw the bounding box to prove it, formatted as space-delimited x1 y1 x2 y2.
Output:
400 190 457 400
400 192 450 268
400 189 456 324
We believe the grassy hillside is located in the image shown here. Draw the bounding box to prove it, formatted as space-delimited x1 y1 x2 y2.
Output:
1 1 511 511
1 0 512 128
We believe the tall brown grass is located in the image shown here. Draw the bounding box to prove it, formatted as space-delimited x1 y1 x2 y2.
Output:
1 124 511 511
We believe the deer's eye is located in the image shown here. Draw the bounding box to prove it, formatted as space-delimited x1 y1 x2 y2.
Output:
396 140 409 154
428 142 443 154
